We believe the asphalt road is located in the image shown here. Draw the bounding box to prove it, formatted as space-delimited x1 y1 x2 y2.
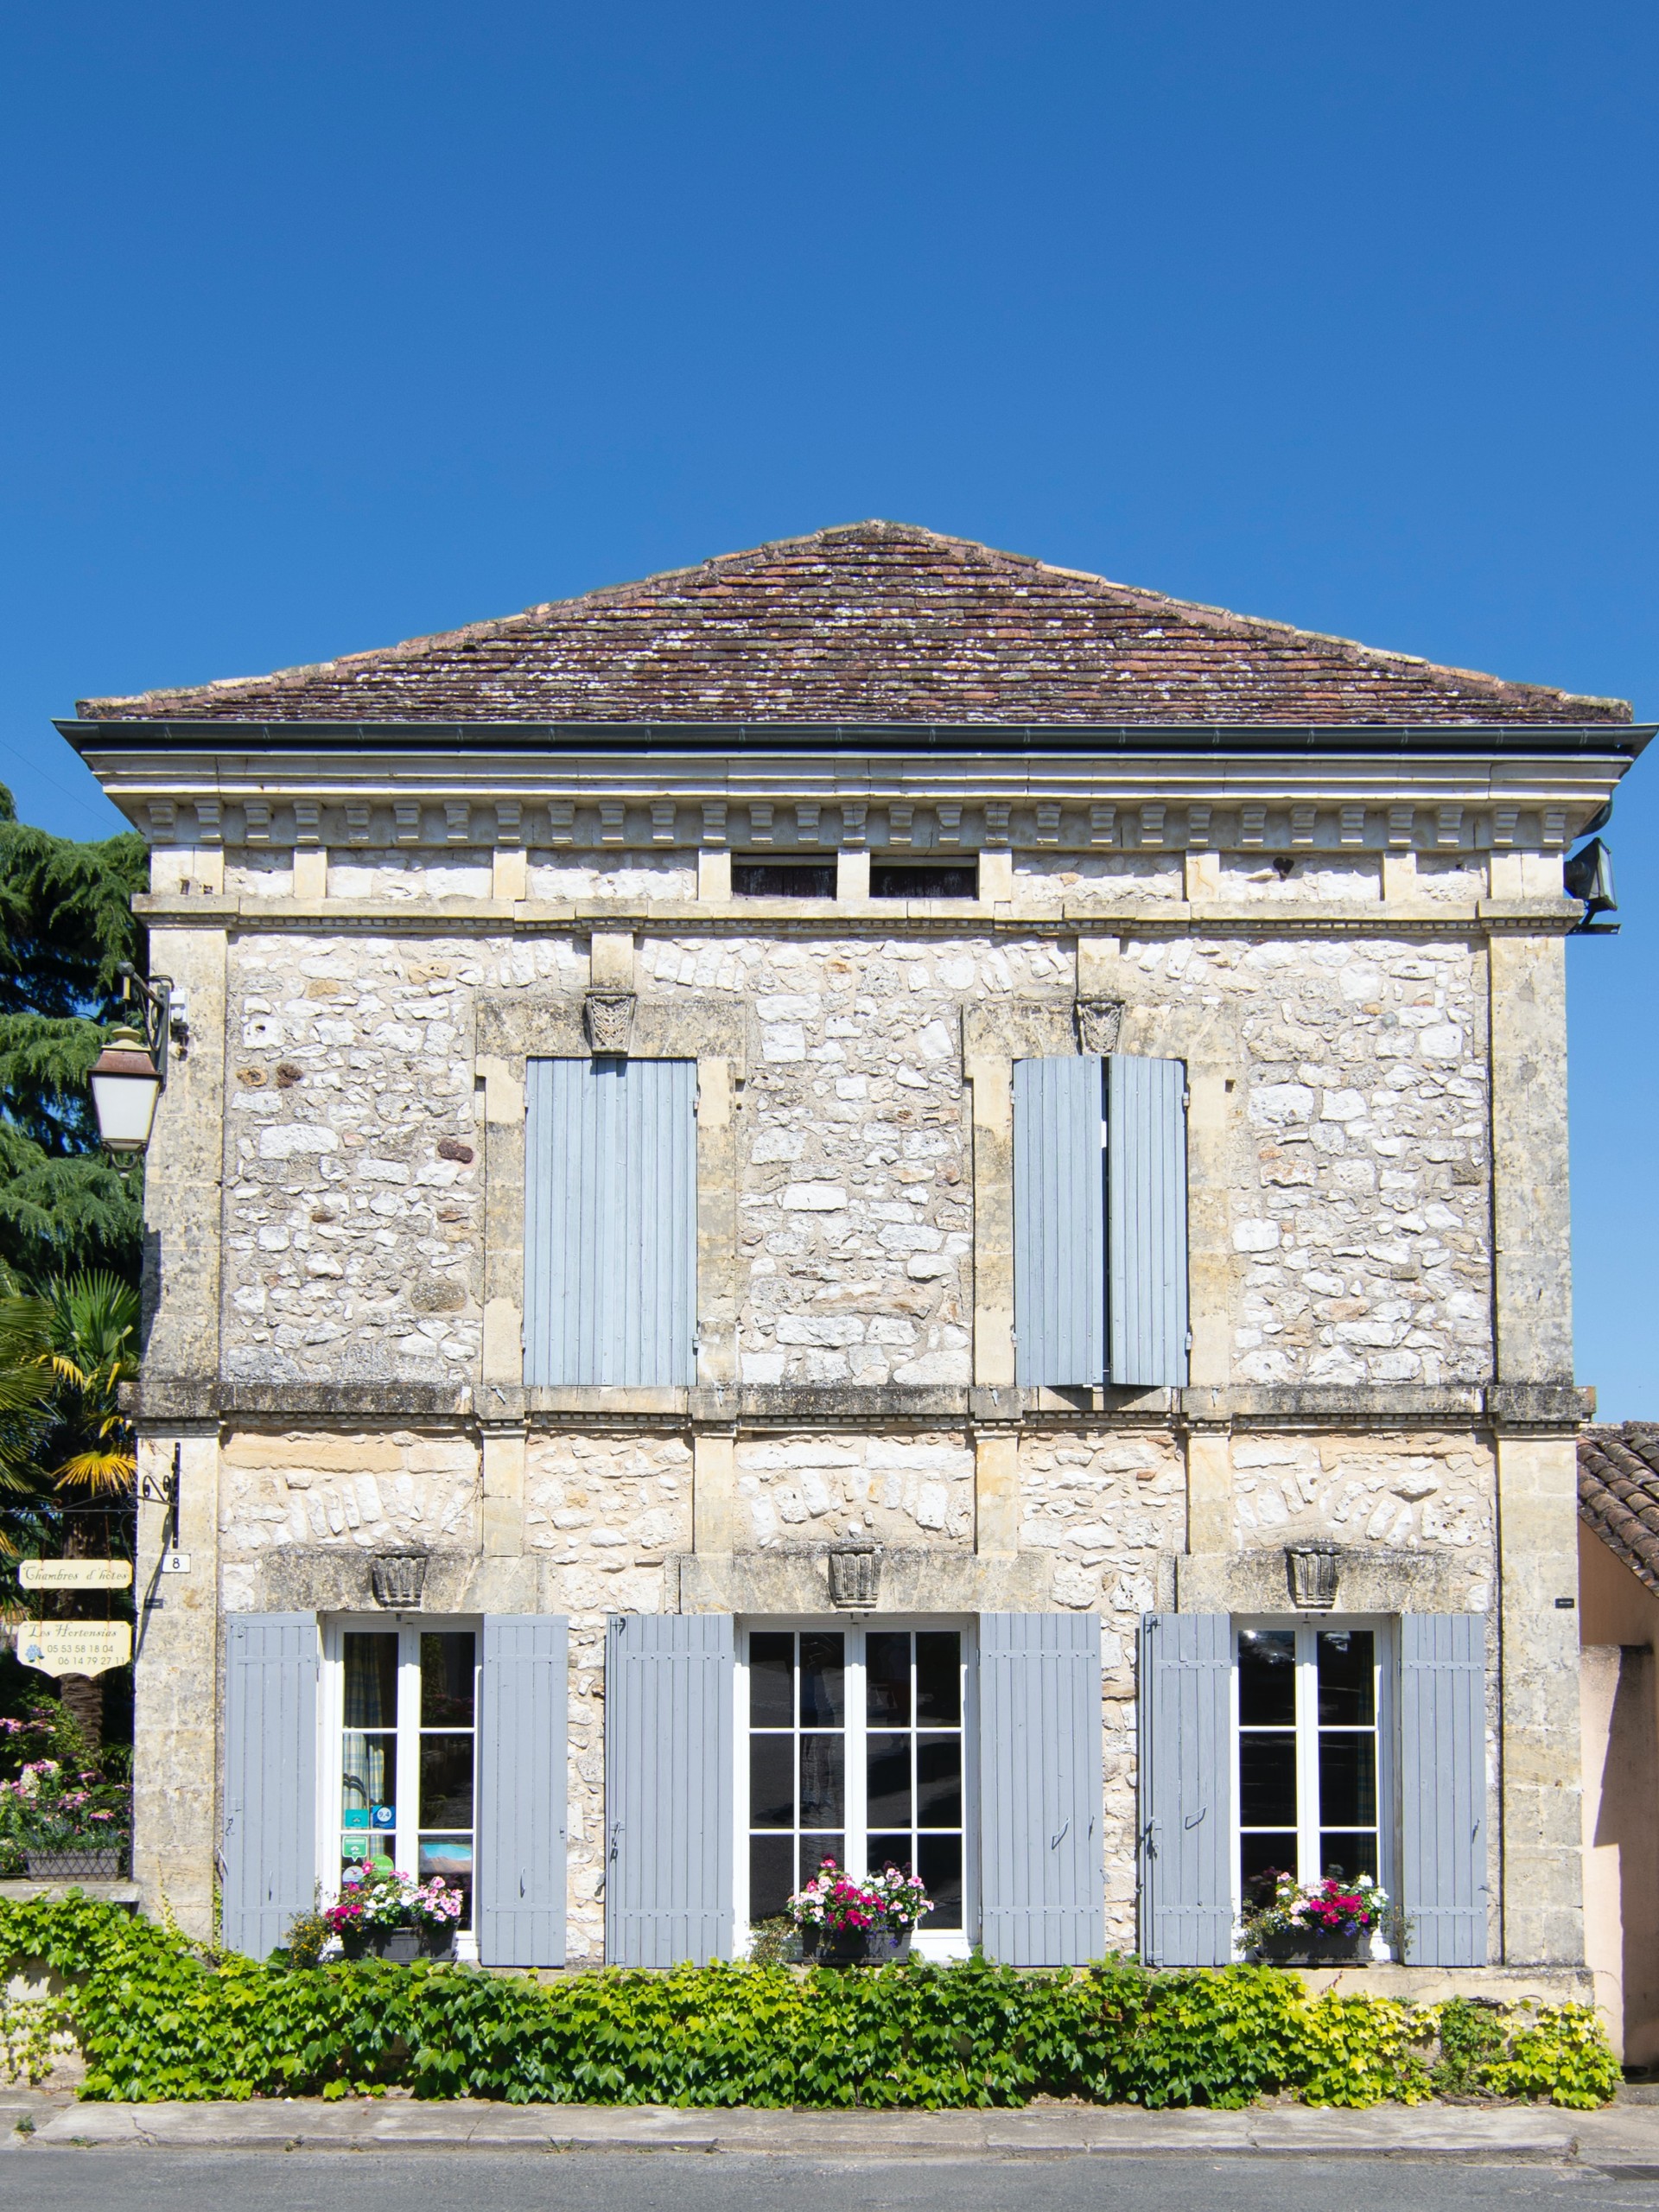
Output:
3 2152 1659 2212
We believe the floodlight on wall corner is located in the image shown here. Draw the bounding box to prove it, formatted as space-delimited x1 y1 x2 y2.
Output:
1564 837 1620 937
89 966 172 1164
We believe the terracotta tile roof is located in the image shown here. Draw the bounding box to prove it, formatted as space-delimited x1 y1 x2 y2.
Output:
76 521 1630 729
1580 1426 1659 1596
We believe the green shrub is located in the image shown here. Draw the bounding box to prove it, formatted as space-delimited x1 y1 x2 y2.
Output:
0 1894 1619 2110
1433 1997 1510 2094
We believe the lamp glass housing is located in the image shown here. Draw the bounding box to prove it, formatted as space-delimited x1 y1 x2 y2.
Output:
89 1034 162 1153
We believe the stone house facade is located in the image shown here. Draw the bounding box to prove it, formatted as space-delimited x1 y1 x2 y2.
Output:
69 521 1647 1985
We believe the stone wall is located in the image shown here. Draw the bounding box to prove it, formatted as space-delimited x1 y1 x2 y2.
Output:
732 1431 976 1548
1230 1430 1495 1607
222 931 572 1384
1093 929 1492 1389
639 931 1070 1387
1018 1428 1186 1947
213 905 1497 1396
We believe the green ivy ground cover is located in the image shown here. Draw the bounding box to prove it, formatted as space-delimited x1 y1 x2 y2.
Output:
0 1895 1620 2109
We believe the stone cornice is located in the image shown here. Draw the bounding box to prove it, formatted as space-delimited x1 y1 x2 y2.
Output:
127 1376 1592 1433
135 890 1586 940
78 740 1635 858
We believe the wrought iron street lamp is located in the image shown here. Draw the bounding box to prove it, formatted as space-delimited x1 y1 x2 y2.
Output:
88 965 171 1159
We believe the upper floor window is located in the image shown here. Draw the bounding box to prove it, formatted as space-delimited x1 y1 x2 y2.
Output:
523 1058 696 1387
1012 1052 1189 1388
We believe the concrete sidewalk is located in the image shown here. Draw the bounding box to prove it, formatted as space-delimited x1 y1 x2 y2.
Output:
10 2095 1659 2167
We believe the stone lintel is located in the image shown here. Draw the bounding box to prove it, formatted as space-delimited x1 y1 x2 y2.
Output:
1173 1544 1479 1616
677 1547 1052 1616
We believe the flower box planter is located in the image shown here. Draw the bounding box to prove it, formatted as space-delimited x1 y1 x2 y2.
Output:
343 1927 455 1964
1250 1929 1373 1967
804 1928 912 1967
25 1847 125 1880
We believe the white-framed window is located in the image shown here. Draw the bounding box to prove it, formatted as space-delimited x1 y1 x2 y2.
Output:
320 1617 480 1947
1232 1617 1394 1926
735 1618 976 1960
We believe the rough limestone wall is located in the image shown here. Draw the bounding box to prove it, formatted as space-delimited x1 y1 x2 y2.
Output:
326 855 493 900
1019 1429 1185 1949
524 1430 690 1962
216 1428 482 1607
733 1432 975 1548
1215 859 1382 905
1013 855 1184 905
525 854 697 900
221 931 584 1383
639 931 1072 1386
1230 1431 1496 1608
1112 929 1491 1386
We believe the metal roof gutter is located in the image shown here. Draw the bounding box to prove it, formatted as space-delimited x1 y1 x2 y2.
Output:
57 718 1658 760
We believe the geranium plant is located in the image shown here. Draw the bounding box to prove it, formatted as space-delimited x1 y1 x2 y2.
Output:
1243 1870 1388 1940
788 1859 931 1936
323 1864 464 1940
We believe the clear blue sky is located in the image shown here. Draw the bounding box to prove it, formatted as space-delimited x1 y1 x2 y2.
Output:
3 2 1655 1410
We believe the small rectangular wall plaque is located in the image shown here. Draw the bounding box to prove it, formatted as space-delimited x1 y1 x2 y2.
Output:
19 1560 133 1591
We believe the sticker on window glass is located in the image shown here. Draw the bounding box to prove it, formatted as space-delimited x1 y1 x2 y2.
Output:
343 1808 370 1829
371 1804 395 1828
341 1837 368 1861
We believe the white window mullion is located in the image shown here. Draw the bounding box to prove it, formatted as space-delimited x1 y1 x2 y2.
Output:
396 1625 422 1885
320 1626 341 1903
846 1628 868 1882
1295 1624 1319 1891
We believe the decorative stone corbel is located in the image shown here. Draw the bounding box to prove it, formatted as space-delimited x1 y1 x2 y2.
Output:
1286 1541 1340 1611
370 1553 429 1609
828 1541 880 1611
584 991 637 1057
1075 998 1124 1054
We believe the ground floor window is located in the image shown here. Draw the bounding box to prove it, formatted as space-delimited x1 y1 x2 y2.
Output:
1234 1618 1391 1915
738 1618 973 1955
322 1617 479 1931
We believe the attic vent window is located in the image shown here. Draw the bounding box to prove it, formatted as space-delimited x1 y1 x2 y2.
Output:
733 857 836 898
870 861 978 899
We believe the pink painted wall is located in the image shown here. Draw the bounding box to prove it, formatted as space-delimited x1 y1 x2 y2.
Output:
1580 1524 1659 2067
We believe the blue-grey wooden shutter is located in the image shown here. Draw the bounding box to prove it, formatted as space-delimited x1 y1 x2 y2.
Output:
1013 1056 1106 1386
221 1613 317 1961
478 1615 568 1967
1137 1611 1232 1966
605 1613 734 1966
1399 1613 1489 1966
1107 1055 1189 1388
524 1057 696 1387
978 1612 1104 1964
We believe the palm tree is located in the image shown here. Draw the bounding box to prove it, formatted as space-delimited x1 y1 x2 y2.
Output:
0 1281 54 1521
41 1271 138 1498
0 1270 137 1744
